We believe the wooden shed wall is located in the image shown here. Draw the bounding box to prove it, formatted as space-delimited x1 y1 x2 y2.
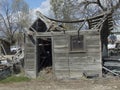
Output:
24 35 37 78
52 30 102 79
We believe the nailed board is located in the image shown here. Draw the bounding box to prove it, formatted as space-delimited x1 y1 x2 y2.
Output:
52 30 102 79
24 35 37 78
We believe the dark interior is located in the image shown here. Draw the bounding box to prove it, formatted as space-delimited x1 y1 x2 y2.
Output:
36 37 52 72
30 18 47 32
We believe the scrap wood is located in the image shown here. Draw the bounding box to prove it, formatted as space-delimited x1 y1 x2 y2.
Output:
103 66 120 77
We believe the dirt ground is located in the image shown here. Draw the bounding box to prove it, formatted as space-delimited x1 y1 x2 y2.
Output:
0 77 120 90
0 68 120 90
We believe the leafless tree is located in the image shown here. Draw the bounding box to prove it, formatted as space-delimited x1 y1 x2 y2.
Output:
0 0 29 45
50 0 120 27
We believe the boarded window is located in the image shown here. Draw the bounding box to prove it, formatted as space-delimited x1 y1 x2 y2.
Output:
70 35 85 51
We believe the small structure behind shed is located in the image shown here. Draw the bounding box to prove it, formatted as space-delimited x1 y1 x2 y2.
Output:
0 39 10 55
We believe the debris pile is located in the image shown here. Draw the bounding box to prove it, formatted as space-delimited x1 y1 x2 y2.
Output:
0 48 24 79
0 56 12 79
103 56 120 77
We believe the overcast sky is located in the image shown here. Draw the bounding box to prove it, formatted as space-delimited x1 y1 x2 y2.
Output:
25 0 51 16
25 0 45 9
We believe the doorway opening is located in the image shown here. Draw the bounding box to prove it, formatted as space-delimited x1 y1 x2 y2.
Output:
36 37 52 73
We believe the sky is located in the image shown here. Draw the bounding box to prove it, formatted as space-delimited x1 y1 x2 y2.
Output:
25 0 45 9
25 0 52 16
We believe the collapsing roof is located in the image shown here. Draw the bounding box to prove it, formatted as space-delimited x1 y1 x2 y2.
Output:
28 10 113 33
24 11 116 79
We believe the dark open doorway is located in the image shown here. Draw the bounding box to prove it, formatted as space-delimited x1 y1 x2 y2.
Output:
36 37 52 73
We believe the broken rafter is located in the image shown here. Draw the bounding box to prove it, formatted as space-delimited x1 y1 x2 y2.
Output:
36 10 112 23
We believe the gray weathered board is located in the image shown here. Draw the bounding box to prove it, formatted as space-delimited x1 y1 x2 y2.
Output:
24 35 37 78
52 30 102 79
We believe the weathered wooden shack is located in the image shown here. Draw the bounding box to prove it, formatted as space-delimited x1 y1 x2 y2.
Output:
24 11 113 79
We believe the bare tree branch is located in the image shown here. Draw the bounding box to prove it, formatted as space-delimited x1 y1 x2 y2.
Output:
0 0 29 45
112 0 120 11
97 0 106 10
